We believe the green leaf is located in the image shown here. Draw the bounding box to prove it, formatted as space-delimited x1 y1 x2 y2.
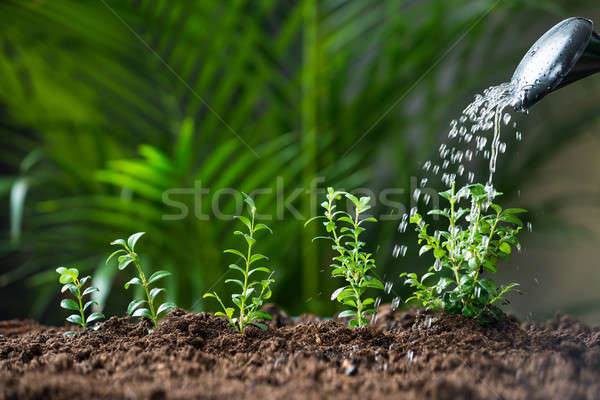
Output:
83 300 98 311
499 242 512 254
66 314 83 325
419 245 432 256
228 264 246 274
148 270 171 284
62 283 78 296
56 267 67 275
224 249 246 260
233 215 252 230
64 331 78 336
59 274 75 284
501 214 523 226
254 223 272 233
249 254 268 264
248 322 268 330
243 233 256 246
428 209 449 218
242 193 256 212
304 215 325 227
82 286 99 296
124 277 142 289
490 204 502 214
106 249 126 265
252 310 273 321
127 232 145 251
110 239 127 247
439 189 452 200
331 286 347 301
127 299 147 314
80 276 91 286
338 310 357 318
118 257 134 271
157 302 176 315
225 279 244 288
433 248 446 258
504 208 527 214
149 287 165 301
343 193 358 205
364 277 384 290
132 308 152 319
60 299 79 311
232 296 243 308
249 267 271 276
86 312 104 324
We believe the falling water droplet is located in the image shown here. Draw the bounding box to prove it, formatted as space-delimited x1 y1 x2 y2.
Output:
384 282 393 294
391 297 400 311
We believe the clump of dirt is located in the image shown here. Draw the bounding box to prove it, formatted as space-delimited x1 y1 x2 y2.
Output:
1 306 599 399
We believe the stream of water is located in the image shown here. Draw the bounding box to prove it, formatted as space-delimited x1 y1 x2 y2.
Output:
386 82 524 309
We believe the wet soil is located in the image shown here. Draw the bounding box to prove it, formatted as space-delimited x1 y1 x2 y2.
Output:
1 305 599 399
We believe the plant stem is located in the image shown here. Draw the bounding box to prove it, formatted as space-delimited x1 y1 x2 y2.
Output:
75 279 86 330
448 183 462 286
352 206 366 325
239 212 255 333
131 253 157 328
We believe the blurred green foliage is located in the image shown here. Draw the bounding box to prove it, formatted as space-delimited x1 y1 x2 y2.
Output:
0 0 598 323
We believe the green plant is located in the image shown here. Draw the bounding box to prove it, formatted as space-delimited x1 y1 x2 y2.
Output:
203 194 275 333
401 182 525 323
107 232 176 328
56 267 104 336
307 188 384 327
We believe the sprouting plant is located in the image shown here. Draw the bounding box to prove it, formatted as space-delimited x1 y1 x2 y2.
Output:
56 267 104 336
203 194 275 333
306 188 384 327
401 182 525 323
107 232 176 328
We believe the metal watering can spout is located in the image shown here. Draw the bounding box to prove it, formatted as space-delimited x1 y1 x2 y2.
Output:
511 17 600 112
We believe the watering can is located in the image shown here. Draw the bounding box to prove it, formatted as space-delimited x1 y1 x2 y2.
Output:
511 17 600 111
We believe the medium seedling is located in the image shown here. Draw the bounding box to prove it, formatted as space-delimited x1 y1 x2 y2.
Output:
401 182 525 323
203 194 275 333
56 267 104 336
306 188 384 327
107 232 176 328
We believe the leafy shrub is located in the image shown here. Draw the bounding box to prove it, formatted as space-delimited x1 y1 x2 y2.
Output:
401 182 525 323
307 188 384 327
203 194 275 333
56 267 104 335
107 232 176 328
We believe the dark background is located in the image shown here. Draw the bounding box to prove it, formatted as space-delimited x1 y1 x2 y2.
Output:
1 0 599 324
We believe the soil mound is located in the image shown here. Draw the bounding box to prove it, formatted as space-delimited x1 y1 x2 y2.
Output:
1 306 599 399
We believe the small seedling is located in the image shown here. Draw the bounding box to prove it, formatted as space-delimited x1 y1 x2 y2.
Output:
401 182 525 323
203 194 275 333
306 188 384 327
56 267 104 336
107 232 176 328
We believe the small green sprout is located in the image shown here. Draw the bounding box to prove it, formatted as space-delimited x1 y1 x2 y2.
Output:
56 267 104 336
401 182 525 323
107 232 176 328
203 194 275 333
306 187 384 328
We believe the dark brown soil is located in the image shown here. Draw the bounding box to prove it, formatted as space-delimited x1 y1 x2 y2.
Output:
1 306 599 400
